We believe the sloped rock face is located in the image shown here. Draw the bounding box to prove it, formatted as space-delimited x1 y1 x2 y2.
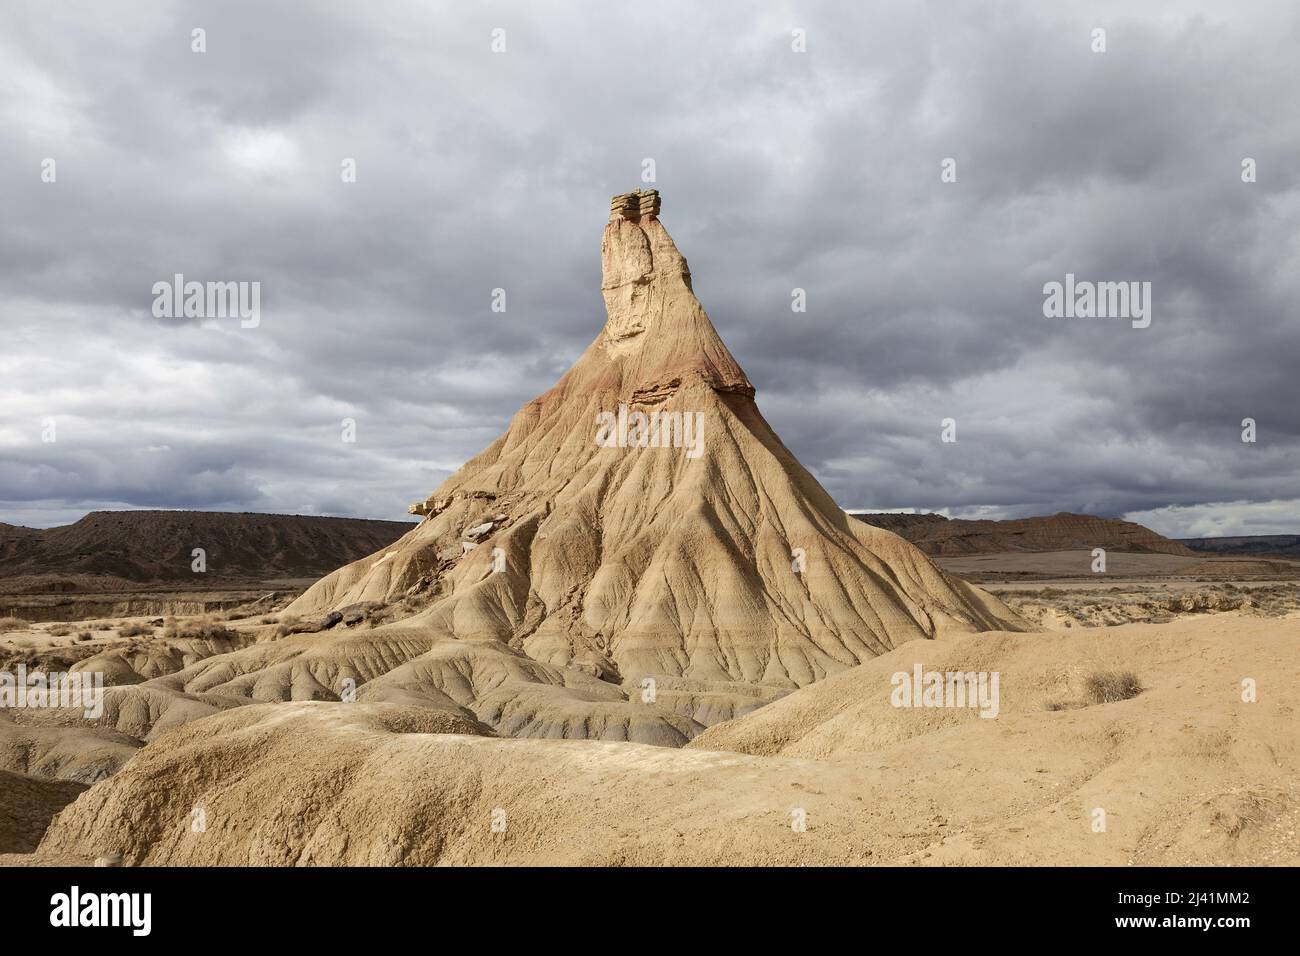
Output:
853 511 1195 556
288 192 1023 702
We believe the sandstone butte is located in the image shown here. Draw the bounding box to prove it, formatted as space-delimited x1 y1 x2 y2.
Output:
276 189 1024 727
14 190 1025 762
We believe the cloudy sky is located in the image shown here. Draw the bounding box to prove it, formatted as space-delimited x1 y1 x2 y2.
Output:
2 0 1297 537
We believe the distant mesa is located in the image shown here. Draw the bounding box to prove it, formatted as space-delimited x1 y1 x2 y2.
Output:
0 511 415 586
1179 534 1300 558
850 511 1195 556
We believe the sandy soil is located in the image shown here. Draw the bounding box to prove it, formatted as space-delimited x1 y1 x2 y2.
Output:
2 607 1293 867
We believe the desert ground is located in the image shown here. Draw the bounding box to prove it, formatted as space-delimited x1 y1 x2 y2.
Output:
943 550 1300 629
2 557 1296 867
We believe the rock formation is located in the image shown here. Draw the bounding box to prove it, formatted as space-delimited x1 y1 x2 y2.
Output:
286 190 1022 704
4 192 1022 753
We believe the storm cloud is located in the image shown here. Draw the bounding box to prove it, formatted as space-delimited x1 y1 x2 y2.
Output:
1 0 1297 534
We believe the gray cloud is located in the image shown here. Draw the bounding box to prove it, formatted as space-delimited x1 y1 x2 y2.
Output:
1 0 1297 533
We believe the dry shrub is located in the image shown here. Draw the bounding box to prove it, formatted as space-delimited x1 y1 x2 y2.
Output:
1084 670 1142 704
117 623 153 638
162 616 237 641
46 624 73 637
0 617 26 633
274 615 300 638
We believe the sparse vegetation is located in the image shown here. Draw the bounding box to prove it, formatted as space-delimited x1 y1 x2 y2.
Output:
398 590 438 616
75 631 93 642
162 616 237 641
1002 580 1300 629
46 624 73 637
117 623 153 638
274 615 301 637
1044 669 1144 711
0 617 26 633
1084 670 1143 704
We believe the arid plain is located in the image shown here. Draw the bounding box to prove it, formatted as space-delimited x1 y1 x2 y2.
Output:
4 568 1296 867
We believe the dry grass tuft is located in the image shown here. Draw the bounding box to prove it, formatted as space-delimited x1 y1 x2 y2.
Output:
1084 670 1143 704
162 616 237 641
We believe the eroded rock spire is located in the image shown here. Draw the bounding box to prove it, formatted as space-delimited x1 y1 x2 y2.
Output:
286 192 1024 746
